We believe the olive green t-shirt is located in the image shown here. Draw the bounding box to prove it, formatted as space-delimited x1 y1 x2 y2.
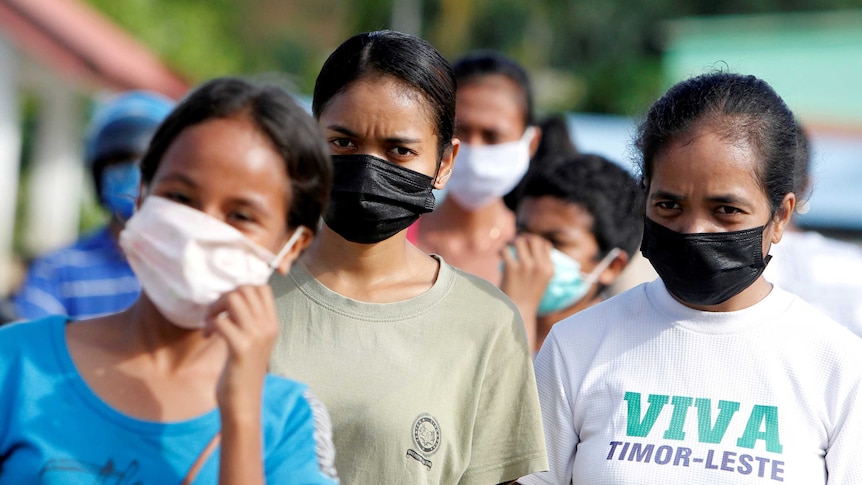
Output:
269 256 548 485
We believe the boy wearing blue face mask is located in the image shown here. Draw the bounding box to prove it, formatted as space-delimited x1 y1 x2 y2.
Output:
501 154 643 353
12 91 174 321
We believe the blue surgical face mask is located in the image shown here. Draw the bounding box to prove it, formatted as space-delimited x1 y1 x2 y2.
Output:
537 247 622 316
100 161 141 222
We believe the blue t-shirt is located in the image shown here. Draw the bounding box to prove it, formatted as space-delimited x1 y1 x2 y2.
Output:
13 227 140 321
0 316 339 484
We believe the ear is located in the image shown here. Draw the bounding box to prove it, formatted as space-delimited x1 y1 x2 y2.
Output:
434 137 460 190
770 192 796 244
275 227 313 275
527 126 542 158
596 250 629 286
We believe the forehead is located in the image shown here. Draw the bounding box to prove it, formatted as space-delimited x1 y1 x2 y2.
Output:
321 76 438 133
456 75 527 128
650 126 765 197
519 196 594 235
155 116 288 193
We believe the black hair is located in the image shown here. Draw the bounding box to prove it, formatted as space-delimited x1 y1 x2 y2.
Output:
636 72 804 214
504 114 578 210
532 114 578 161
140 77 332 233
521 154 644 259
453 51 534 127
794 121 813 203
312 30 455 159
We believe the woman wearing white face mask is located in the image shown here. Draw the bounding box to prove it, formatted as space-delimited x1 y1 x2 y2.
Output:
411 51 541 285
0 78 339 484
501 154 643 353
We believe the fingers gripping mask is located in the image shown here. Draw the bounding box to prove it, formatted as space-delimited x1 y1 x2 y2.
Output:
640 217 772 306
446 127 535 211
323 154 436 244
119 196 306 329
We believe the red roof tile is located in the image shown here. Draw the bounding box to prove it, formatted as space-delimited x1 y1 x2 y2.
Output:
0 0 189 98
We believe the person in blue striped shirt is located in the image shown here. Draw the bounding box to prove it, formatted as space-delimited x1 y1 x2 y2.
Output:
13 91 174 321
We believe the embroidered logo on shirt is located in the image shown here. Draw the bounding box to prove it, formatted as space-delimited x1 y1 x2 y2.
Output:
406 413 441 470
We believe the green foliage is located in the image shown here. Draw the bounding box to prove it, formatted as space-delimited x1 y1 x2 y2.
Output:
84 0 245 81
83 0 859 115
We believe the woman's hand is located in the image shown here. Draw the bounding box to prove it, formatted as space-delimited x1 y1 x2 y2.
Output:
206 285 278 411
500 234 555 353
205 284 279 485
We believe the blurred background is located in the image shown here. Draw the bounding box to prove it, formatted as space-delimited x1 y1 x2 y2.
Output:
1 0 861 297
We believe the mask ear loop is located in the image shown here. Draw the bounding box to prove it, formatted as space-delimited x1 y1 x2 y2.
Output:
582 248 622 283
268 226 307 271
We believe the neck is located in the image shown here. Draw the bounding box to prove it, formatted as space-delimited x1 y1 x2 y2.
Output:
117 297 222 371
303 224 414 281
302 223 440 302
535 291 603 349
427 197 512 236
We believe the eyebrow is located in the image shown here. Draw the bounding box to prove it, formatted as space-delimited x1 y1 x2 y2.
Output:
651 190 748 206
706 194 747 205
517 224 576 240
650 190 684 201
155 172 197 186
155 172 272 211
326 124 422 145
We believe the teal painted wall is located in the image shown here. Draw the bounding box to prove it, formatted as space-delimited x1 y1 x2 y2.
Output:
664 10 862 129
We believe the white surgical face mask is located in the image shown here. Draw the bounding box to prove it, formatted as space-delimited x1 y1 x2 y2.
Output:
447 127 535 211
119 196 306 329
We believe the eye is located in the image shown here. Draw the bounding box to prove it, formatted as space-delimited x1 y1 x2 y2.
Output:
483 131 501 145
228 211 255 223
390 146 417 157
655 200 681 211
329 138 355 151
161 191 193 206
716 205 744 215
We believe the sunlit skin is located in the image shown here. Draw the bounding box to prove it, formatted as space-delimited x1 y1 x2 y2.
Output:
304 75 458 302
455 75 528 146
646 124 795 312
503 196 628 352
64 115 311 484
416 74 540 285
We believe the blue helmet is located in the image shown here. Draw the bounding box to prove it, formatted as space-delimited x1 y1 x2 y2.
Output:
86 90 175 168
86 91 174 217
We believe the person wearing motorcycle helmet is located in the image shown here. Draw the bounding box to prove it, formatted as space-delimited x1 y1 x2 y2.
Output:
12 91 174 321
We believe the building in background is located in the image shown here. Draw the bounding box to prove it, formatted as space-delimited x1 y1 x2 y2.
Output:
0 0 188 295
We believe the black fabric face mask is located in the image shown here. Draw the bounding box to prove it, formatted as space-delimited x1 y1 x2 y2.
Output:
640 217 772 306
324 154 436 244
